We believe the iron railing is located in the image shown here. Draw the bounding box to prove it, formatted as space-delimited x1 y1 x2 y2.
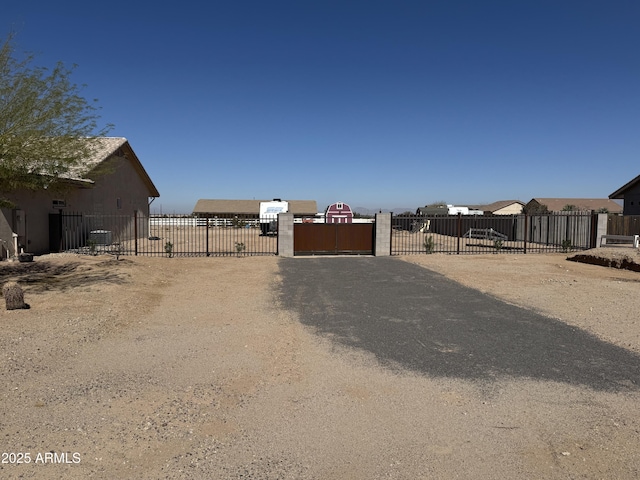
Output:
391 213 597 255
55 212 278 257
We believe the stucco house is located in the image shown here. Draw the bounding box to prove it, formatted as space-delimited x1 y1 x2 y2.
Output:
524 198 622 214
0 137 159 257
478 200 525 215
609 174 640 215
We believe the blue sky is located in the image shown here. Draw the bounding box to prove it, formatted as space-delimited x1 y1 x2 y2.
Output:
3 1 639 213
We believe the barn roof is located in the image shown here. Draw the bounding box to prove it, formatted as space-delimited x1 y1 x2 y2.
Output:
527 198 622 213
193 199 318 215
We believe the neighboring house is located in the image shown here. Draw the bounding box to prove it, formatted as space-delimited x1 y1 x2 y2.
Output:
609 174 640 215
325 202 354 223
477 200 525 215
416 205 449 215
193 199 318 218
524 198 622 213
0 137 159 256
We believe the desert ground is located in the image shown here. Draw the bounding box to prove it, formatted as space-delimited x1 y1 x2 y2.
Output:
1 247 640 479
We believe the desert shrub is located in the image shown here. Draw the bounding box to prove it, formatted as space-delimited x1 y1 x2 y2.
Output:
424 235 435 254
562 239 572 253
87 239 97 255
164 241 174 258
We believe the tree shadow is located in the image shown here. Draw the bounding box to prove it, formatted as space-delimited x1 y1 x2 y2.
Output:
278 257 640 392
0 258 131 292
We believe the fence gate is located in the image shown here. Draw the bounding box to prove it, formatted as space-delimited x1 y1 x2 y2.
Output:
294 223 374 255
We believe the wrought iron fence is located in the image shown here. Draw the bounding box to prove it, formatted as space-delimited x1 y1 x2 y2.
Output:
391 213 597 255
54 212 278 256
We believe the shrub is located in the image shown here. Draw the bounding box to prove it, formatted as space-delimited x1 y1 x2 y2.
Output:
164 241 174 258
424 235 435 254
87 239 97 255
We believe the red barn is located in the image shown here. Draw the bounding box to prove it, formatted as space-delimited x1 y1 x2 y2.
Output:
325 202 353 224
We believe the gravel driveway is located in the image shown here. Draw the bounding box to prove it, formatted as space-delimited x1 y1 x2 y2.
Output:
3 254 640 479
278 257 640 391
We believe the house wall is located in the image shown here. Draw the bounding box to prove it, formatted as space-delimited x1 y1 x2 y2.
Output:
494 204 524 215
66 156 151 216
1 155 153 256
0 207 15 259
622 184 640 215
1 189 63 255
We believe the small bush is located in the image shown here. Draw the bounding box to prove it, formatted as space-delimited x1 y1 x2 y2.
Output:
494 239 503 251
562 239 572 253
87 239 97 256
164 241 174 258
424 235 435 254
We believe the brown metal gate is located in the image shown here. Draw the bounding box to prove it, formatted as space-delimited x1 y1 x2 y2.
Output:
294 223 374 255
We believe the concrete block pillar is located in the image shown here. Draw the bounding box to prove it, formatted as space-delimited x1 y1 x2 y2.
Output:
596 213 608 248
375 213 391 256
278 213 294 257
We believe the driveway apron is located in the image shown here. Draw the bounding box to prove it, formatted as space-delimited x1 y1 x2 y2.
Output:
278 257 640 392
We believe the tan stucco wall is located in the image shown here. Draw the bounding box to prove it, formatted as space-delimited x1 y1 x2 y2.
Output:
65 156 151 215
1 154 154 255
494 204 524 215
0 207 15 258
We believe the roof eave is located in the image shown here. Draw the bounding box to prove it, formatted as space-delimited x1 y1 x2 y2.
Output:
609 174 640 199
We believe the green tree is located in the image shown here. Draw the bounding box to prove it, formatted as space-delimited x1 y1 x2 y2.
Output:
523 202 549 214
562 204 578 211
1 34 111 205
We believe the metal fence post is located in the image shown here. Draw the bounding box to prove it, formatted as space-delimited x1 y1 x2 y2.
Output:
523 214 528 254
206 217 210 256
456 213 461 254
134 210 138 256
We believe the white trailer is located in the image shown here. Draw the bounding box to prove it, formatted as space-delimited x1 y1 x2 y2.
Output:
259 199 289 235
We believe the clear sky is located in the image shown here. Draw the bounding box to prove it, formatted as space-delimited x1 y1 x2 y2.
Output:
3 0 639 213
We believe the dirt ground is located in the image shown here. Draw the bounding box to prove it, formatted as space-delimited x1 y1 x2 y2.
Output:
1 247 640 479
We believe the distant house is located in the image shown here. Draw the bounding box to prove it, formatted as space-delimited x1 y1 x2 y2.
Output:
0 137 159 256
524 198 622 214
416 205 449 215
192 199 318 218
325 202 353 223
609 174 640 215
478 200 525 215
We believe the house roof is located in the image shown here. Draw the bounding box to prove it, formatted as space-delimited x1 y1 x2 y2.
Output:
193 199 318 216
63 137 159 198
528 198 622 213
478 200 525 212
609 174 640 199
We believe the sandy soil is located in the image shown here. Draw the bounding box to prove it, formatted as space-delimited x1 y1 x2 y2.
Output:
1 248 640 479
